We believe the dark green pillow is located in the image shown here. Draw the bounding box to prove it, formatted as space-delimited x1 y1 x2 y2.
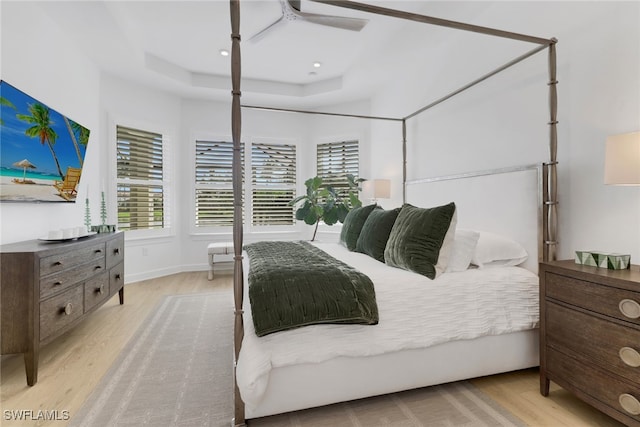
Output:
384 202 456 279
339 204 377 251
356 207 401 262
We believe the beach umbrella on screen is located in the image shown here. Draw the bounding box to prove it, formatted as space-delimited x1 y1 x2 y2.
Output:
12 159 37 183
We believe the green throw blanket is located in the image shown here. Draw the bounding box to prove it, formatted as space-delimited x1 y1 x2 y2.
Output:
245 241 379 337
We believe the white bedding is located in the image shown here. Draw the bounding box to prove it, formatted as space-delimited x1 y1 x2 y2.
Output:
236 242 539 410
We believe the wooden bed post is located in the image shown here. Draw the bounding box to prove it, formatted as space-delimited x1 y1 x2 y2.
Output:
546 38 559 262
402 119 407 204
230 0 246 425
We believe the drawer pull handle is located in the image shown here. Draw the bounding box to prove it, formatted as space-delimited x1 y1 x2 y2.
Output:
95 249 103 254
97 284 105 295
54 281 63 286
620 347 640 367
114 248 120 255
115 274 121 280
94 266 102 270
619 299 640 319
619 393 640 415
53 261 63 266
63 303 73 316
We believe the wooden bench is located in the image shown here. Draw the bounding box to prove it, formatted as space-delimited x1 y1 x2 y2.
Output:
208 242 234 280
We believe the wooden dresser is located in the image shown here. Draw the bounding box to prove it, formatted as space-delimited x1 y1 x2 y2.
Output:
0 232 124 385
540 260 640 426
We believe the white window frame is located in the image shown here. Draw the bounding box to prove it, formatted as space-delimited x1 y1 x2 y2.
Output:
190 133 241 235
315 136 361 197
314 134 362 234
190 134 300 235
249 137 298 232
110 117 174 240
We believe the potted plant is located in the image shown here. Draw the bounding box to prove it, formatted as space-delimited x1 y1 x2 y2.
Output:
290 174 364 241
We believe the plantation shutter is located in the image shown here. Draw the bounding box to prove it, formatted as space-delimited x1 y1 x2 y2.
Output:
251 142 296 226
316 140 359 197
116 125 166 231
195 140 244 227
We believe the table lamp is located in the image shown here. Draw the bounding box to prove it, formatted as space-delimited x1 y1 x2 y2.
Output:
604 131 640 185
577 131 640 269
364 179 391 203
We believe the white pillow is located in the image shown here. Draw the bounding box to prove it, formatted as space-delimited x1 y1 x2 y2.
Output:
472 231 528 268
446 229 480 272
434 208 458 277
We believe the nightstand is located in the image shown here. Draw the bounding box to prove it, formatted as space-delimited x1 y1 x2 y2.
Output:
540 260 640 427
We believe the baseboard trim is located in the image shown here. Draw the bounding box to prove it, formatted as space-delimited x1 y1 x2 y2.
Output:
125 262 233 284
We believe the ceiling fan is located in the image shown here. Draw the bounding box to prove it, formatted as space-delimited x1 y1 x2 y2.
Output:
249 0 369 43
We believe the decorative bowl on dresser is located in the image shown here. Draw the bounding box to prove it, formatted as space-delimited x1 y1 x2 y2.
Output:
540 260 640 427
0 231 124 385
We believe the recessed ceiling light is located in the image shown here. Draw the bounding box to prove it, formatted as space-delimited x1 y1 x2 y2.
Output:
313 62 322 68
220 49 229 57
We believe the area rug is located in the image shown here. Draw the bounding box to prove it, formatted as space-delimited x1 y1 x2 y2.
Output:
70 291 234 427
71 290 525 427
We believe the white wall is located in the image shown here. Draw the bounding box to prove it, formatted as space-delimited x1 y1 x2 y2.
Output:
560 2 640 261
100 74 183 282
0 2 102 244
369 1 640 262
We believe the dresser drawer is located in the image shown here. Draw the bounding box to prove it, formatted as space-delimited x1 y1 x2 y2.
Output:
547 301 640 384
40 259 106 300
40 242 106 277
39 285 84 341
548 347 640 425
109 262 125 294
546 271 640 326
106 235 124 269
84 272 110 312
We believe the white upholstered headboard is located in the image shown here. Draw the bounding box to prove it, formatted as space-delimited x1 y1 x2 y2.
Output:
405 164 543 273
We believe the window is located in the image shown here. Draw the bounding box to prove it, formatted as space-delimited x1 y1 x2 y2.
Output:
193 138 296 229
116 125 168 231
194 139 244 228
316 140 359 197
251 142 296 226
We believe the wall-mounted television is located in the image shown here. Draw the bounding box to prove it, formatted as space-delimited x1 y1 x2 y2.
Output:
0 80 90 203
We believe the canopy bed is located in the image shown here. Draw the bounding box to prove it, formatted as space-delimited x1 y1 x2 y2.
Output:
228 1 559 425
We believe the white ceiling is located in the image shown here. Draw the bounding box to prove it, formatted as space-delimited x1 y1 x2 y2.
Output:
36 0 498 109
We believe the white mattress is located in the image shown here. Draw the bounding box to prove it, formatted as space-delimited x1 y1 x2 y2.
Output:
236 242 539 410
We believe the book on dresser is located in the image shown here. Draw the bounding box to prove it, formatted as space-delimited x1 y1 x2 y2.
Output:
0 232 124 385
540 260 640 427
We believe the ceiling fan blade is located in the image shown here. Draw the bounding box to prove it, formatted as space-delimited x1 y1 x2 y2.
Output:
297 11 368 32
248 15 286 43
286 0 368 32
287 0 302 12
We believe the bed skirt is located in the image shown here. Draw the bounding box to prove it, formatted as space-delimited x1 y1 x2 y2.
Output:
246 328 539 419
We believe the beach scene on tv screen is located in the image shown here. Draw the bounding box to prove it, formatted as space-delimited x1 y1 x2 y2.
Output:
0 81 90 202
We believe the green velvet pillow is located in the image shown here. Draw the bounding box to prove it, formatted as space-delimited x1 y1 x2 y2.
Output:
355 207 401 262
384 202 456 279
339 204 378 251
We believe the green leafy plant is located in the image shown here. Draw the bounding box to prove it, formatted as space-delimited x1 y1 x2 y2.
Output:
290 174 365 241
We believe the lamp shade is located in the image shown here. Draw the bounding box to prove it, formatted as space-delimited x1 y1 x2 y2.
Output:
604 131 640 185
372 179 391 199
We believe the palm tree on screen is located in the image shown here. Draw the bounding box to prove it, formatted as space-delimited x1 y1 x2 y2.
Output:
0 96 16 125
64 117 89 167
17 103 64 179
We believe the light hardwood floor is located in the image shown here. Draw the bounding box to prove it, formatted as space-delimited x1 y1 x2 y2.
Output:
0 271 625 426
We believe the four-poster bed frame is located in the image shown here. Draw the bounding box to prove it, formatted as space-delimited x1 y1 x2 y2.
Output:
229 1 558 424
